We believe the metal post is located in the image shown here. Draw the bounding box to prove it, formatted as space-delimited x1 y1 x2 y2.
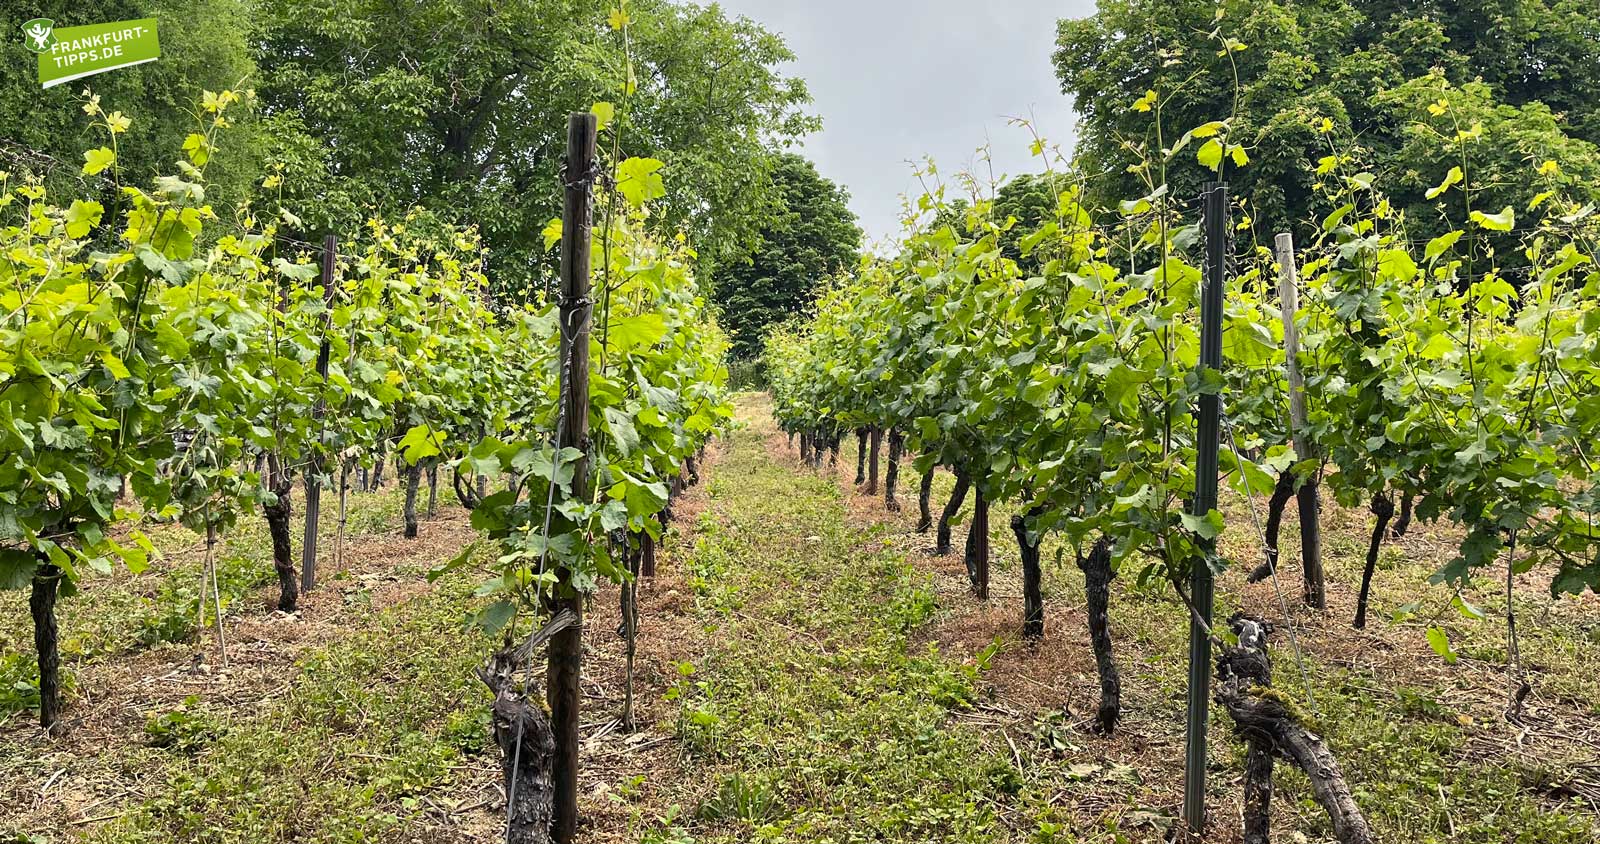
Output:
1183 181 1227 835
548 111 596 844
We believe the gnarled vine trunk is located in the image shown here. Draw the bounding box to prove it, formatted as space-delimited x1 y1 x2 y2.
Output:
1354 491 1394 629
263 459 298 612
936 469 970 555
1078 537 1119 734
864 427 883 495
30 559 62 730
915 469 935 533
1248 470 1299 584
1011 511 1044 641
854 428 868 485
477 611 577 844
884 429 904 512
403 461 423 539
963 481 989 599
425 458 439 517
1217 614 1373 844
1391 490 1415 537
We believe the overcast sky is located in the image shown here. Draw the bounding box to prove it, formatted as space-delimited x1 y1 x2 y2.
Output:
710 0 1098 247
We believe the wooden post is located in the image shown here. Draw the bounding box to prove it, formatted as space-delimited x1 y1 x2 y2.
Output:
1183 182 1227 836
548 111 597 844
301 234 337 594
1275 233 1325 610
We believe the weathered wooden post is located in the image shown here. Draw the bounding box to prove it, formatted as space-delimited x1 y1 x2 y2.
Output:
1275 233 1325 609
548 110 597 844
1183 181 1227 836
302 234 337 594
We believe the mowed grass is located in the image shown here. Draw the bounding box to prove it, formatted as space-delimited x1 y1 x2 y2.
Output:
819 417 1600 843
5 396 1597 843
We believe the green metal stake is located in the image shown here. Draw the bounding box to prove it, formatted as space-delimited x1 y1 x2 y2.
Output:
1183 180 1228 836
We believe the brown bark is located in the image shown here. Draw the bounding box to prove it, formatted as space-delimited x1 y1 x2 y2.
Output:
1217 614 1374 844
1078 537 1120 734
403 461 422 539
1354 492 1394 629
640 530 657 579
477 612 578 844
426 458 439 517
263 466 298 613
1242 737 1274 844
963 482 990 599
1391 491 1415 537
854 428 868 485
936 469 970 555
864 427 883 495
885 429 904 512
30 560 62 730
915 469 935 533
1012 512 1044 641
1248 470 1299 583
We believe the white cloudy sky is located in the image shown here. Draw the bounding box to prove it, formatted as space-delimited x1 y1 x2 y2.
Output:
710 0 1099 246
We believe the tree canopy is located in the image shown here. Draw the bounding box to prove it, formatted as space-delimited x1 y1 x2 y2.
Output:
713 153 861 358
0 0 260 211
255 0 816 299
1054 0 1600 239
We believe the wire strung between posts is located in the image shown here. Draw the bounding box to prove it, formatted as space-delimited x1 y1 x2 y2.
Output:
1219 401 1320 718
503 293 585 841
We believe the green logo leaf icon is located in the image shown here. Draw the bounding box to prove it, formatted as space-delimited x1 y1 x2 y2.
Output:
22 18 54 53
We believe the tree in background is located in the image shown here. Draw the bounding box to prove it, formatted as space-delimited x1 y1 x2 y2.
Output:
1054 0 1600 240
713 153 860 359
254 0 816 300
0 1 260 213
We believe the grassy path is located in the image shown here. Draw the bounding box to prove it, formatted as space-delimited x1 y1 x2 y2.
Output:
5 394 1598 843
628 394 1600 844
633 395 1010 842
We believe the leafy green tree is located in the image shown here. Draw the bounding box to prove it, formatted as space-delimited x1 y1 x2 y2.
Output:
713 153 860 358
1053 0 1600 238
0 0 260 213
254 0 815 299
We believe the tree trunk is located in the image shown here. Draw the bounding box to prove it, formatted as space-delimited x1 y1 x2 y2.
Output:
854 428 868 485
828 439 839 468
426 458 439 517
403 462 422 539
1248 470 1299 583
864 427 883 495
1242 737 1275 844
478 645 560 844
263 473 298 613
936 469 970 555
620 536 640 732
1012 512 1044 641
1354 492 1394 630
1078 537 1120 734
915 469 935 533
686 453 700 486
963 482 989 599
1391 491 1414 537
1218 615 1373 844
369 452 386 491
1299 478 1326 610
30 560 62 730
641 529 657 579
884 429 904 512
799 433 812 466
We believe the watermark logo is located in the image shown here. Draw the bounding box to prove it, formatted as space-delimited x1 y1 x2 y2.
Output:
26 18 160 89
21 18 54 53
